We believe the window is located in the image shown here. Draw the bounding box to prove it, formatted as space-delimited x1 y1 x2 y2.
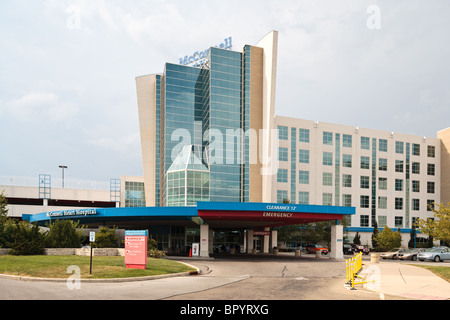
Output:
378 196 387 209
427 200 435 211
277 126 288 140
395 216 403 228
278 147 288 161
323 132 333 145
412 180 420 192
342 194 352 207
361 137 370 150
395 197 403 210
427 163 435 176
427 181 435 194
379 158 387 171
343 154 352 168
360 156 370 169
378 177 387 190
412 143 420 156
395 160 404 173
360 195 370 208
277 169 288 183
360 176 370 189
323 193 333 206
412 162 420 174
343 134 352 148
299 149 309 163
323 172 333 186
343 174 352 188
323 152 333 166
395 141 404 154
395 179 403 192
427 145 435 158
299 129 310 143
298 191 309 204
277 190 288 203
379 139 388 152
360 215 369 227
378 216 387 227
412 199 420 211
299 170 309 184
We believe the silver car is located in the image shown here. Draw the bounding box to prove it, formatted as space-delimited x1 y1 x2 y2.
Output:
417 247 450 262
397 248 426 261
380 248 407 260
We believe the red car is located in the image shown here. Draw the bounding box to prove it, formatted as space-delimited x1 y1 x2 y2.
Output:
305 244 328 255
351 244 370 255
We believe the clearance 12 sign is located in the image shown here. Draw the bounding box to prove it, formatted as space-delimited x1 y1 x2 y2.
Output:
125 230 148 270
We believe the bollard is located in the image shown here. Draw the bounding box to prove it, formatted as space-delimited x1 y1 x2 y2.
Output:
315 250 322 258
370 253 379 263
295 249 300 257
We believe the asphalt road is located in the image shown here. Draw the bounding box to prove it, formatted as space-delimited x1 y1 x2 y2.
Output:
0 253 413 301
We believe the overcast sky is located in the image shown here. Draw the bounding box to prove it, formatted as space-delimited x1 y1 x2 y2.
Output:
1 0 449 188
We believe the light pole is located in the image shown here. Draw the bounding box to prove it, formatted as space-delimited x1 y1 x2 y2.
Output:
59 165 68 188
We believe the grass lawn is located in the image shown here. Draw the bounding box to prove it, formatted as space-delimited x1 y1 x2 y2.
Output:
0 255 196 279
412 264 450 283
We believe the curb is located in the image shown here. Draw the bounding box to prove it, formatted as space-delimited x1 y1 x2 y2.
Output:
0 261 201 283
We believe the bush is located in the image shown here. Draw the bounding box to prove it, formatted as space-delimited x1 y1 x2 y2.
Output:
147 238 165 258
45 219 84 248
94 227 119 248
9 222 45 255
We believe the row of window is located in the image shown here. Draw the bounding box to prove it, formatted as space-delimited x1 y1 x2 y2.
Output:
277 190 435 212
278 148 436 174
276 169 437 193
277 126 437 157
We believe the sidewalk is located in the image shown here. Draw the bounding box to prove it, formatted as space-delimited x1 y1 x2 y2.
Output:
359 262 450 300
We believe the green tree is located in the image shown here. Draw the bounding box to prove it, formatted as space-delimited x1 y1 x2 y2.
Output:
415 202 450 245
45 219 84 248
9 221 45 255
353 232 361 245
0 190 10 248
94 227 118 248
374 226 402 251
371 220 379 249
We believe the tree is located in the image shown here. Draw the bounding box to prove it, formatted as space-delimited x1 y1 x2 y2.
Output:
371 220 379 249
94 227 118 248
0 190 8 220
415 202 450 245
374 226 402 251
45 219 84 248
9 221 45 255
353 232 361 245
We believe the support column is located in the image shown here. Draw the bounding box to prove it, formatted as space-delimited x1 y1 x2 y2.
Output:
200 224 210 258
271 230 277 250
247 230 254 253
330 221 344 260
263 227 270 253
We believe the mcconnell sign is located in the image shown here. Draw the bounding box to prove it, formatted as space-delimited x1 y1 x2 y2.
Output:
179 37 232 68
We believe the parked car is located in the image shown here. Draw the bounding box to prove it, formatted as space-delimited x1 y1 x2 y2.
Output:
305 244 328 255
343 244 355 255
418 247 450 262
398 248 426 261
351 244 370 255
380 248 407 260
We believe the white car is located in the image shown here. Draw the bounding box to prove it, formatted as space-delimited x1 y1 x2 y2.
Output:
417 247 450 262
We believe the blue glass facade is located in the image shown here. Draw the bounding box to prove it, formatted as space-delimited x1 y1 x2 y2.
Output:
161 47 248 205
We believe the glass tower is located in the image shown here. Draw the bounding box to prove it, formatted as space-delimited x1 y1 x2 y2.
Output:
160 47 248 206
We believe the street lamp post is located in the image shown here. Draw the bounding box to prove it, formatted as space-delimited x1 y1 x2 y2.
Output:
59 165 68 188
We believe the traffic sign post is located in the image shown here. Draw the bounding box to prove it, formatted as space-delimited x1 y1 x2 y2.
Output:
89 231 95 274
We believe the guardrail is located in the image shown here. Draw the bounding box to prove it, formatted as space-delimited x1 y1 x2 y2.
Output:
345 252 374 290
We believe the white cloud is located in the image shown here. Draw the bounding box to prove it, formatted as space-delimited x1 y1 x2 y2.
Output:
6 91 79 123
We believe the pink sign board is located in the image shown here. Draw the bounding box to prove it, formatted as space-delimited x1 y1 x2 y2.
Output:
125 230 148 269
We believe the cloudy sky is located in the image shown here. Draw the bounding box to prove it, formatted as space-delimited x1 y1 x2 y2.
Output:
1 0 449 188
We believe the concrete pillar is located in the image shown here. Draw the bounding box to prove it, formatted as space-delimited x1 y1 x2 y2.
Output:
247 230 254 253
263 227 270 253
271 230 277 251
200 224 209 258
209 229 214 255
330 221 344 260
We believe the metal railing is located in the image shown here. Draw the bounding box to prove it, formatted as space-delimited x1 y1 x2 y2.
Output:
345 252 374 290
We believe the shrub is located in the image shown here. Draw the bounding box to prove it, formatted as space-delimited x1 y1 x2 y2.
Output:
9 222 45 255
94 227 119 248
45 219 84 248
